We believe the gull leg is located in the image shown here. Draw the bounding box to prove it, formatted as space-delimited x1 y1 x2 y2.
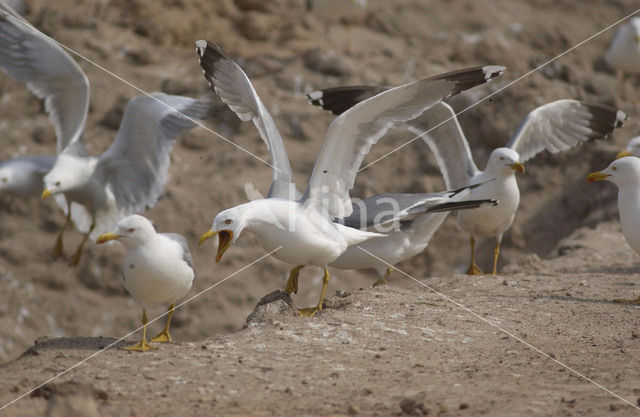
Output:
373 267 393 287
492 237 502 275
298 267 330 317
124 309 156 352
68 221 95 267
285 265 305 294
614 295 640 305
151 303 175 343
51 202 72 260
466 236 483 275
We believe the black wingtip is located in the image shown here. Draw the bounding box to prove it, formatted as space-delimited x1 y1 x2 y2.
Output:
583 103 628 140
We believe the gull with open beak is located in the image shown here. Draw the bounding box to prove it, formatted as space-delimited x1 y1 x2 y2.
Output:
309 87 627 275
587 156 640 304
97 215 195 352
195 40 505 315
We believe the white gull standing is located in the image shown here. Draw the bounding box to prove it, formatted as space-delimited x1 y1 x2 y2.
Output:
97 215 195 352
604 17 640 98
309 87 627 275
587 157 640 304
194 40 504 315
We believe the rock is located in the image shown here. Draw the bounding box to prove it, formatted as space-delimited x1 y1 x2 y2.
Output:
99 96 129 130
347 404 360 414
32 381 107 417
244 290 295 326
236 12 280 41
303 48 353 76
234 0 277 13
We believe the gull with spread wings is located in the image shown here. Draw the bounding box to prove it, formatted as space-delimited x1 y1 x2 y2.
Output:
195 40 504 314
309 87 626 275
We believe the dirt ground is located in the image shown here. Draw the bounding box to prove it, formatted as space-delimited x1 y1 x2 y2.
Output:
1 0 640 415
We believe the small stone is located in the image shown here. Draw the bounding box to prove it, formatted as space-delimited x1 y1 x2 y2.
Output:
236 12 279 41
459 402 469 410
303 48 353 76
347 404 360 415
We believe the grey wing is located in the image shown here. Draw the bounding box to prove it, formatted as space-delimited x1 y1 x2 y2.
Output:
303 65 503 218
0 8 89 153
405 102 479 189
1 154 56 173
163 233 195 272
506 99 627 163
97 93 213 216
195 40 297 199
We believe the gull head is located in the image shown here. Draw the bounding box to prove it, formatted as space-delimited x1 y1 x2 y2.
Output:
42 154 92 199
96 214 156 248
587 156 640 188
199 206 248 263
485 147 524 176
617 136 640 159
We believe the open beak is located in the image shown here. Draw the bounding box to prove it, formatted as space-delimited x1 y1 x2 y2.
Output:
96 232 121 244
509 162 525 173
199 229 234 263
41 189 52 200
616 150 632 159
586 171 610 183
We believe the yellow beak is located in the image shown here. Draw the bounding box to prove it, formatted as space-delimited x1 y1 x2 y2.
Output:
199 229 217 247
96 232 121 244
199 229 234 263
616 150 632 159
510 162 525 173
586 171 610 183
41 189 52 200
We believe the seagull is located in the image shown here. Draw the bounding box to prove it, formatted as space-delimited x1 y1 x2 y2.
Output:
0 6 86 210
0 155 55 198
587 157 640 304
616 135 640 159
40 93 212 267
195 40 504 315
604 17 640 98
96 214 195 352
329 185 497 286
308 87 627 275
0 8 213 266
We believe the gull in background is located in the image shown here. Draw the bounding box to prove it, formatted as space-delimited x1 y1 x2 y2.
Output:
97 215 195 352
195 40 504 315
616 135 640 159
587 157 640 304
309 87 627 275
604 17 640 98
0 7 213 266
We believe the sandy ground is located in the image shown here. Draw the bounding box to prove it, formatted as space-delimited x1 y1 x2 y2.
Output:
1 0 640 415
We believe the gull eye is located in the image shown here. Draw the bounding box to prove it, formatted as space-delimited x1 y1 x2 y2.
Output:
499 156 505 161
612 166 617 171
224 219 232 225
128 228 135 233
54 181 61 186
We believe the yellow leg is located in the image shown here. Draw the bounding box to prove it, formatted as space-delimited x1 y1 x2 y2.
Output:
51 202 72 260
285 265 305 294
298 268 330 317
124 309 156 352
151 303 175 343
373 267 392 287
614 295 640 305
492 240 501 275
466 236 483 275
68 221 95 267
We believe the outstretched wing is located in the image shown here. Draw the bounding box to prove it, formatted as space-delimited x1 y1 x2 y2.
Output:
0 7 89 153
98 93 212 217
195 40 298 199
506 99 626 162
302 65 504 218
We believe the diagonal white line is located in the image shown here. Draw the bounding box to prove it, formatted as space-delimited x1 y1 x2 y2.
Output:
358 8 640 174
0 247 281 412
0 7 281 173
355 246 640 411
